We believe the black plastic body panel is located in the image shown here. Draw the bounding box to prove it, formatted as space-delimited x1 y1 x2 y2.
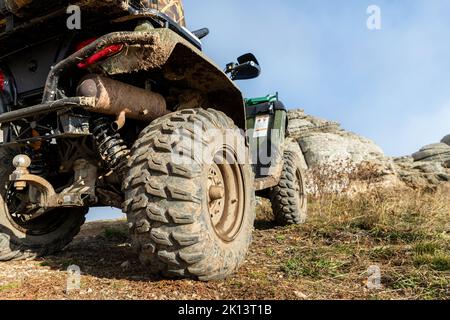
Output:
3 39 63 95
245 100 286 118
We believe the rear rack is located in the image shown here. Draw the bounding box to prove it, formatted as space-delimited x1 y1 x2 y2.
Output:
0 2 200 53
123 8 202 50
0 97 94 124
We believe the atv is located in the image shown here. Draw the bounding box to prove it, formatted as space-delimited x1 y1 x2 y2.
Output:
0 0 307 280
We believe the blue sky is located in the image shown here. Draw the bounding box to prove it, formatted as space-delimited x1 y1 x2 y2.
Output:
184 0 449 157
87 0 449 221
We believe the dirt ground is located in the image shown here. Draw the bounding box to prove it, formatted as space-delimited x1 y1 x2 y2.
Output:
0 187 449 300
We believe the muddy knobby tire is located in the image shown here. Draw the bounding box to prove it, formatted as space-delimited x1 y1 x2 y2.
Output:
123 109 255 280
270 151 308 226
0 147 87 261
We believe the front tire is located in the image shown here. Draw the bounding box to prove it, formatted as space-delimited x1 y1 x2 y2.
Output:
0 148 87 261
270 151 308 226
123 109 255 280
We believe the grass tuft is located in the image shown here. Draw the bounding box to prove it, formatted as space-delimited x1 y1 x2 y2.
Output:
103 227 129 241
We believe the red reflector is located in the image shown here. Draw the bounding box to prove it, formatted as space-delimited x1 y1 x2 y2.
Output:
77 44 124 69
0 71 5 92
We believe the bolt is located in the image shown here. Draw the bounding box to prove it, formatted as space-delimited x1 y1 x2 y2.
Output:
209 186 224 201
14 181 27 191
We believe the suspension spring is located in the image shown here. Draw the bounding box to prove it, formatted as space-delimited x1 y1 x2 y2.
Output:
91 118 130 176
28 150 46 175
27 130 46 175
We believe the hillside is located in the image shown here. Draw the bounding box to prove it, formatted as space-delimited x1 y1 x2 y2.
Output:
0 186 448 300
0 110 448 300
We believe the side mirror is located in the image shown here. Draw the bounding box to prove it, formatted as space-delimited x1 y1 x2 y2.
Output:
225 53 261 80
192 28 210 39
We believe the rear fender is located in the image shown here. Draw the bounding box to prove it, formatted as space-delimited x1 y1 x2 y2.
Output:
98 29 246 129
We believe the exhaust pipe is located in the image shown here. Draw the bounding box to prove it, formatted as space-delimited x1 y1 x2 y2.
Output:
76 74 169 125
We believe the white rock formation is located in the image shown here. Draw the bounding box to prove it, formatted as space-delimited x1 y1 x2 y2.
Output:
286 109 449 189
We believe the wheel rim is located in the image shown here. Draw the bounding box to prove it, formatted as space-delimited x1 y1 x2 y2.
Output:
207 148 245 242
295 168 305 208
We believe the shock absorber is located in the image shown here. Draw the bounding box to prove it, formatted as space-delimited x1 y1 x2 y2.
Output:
27 130 45 175
91 118 130 176
28 149 46 175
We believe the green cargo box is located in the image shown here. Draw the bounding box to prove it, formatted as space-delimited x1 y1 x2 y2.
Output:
246 94 288 182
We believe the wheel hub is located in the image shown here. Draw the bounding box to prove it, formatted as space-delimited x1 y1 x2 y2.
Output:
207 150 245 242
295 168 305 207
207 164 225 227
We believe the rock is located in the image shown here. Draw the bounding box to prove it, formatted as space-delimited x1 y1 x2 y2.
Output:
284 137 308 170
442 135 450 146
287 110 390 169
394 157 450 187
294 291 308 299
287 110 340 137
394 142 450 187
298 131 387 168
412 143 450 163
444 160 450 169
286 109 449 190
289 118 314 131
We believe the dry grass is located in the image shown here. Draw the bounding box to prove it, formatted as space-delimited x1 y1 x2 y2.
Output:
306 160 388 197
279 185 450 299
0 186 448 300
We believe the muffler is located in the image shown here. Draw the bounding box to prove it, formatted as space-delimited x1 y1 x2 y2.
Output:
76 74 169 129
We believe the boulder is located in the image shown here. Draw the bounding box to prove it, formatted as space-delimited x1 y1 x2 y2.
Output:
394 157 450 187
298 131 386 168
412 143 450 164
396 142 450 187
287 110 388 168
286 109 449 190
441 135 450 146
444 160 450 169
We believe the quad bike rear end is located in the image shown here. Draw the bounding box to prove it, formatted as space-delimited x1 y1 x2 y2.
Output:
0 0 307 280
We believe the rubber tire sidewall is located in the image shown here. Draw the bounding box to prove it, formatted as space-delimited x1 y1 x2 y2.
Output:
123 109 256 280
270 151 308 226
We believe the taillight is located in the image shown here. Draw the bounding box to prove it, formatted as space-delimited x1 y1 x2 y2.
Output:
0 71 5 92
0 68 13 106
77 44 124 69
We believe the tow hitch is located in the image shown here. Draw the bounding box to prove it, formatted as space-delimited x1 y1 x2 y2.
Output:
9 155 97 212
